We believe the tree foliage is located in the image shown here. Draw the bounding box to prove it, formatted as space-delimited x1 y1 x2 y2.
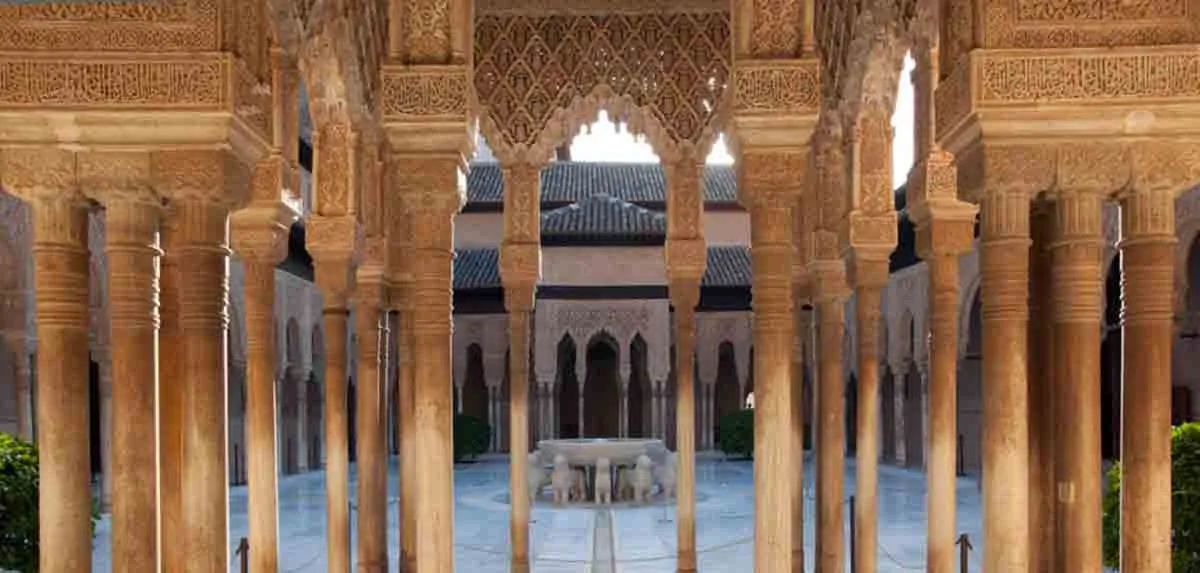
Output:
1103 422 1200 571
453 414 492 462
0 433 39 572
718 409 754 459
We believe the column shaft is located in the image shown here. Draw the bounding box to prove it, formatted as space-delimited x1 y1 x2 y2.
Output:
673 286 699 572
355 301 387 572
1028 205 1057 573
30 196 92 572
160 215 184 573
509 308 532 572
854 285 882 573
173 199 232 573
926 255 959 573
322 305 352 573
1049 191 1104 573
104 198 162 571
244 261 281 572
790 300 807 571
815 298 845 573
979 190 1031 571
1118 189 1175 573
398 308 417 572
893 372 907 465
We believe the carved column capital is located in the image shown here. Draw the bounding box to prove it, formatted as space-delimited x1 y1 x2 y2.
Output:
152 150 252 208
1048 189 1106 324
306 214 363 308
500 242 541 312
230 200 298 266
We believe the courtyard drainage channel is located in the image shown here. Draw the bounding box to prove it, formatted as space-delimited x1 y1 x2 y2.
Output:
592 508 617 573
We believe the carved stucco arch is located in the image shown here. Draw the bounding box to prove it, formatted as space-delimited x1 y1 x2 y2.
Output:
885 265 927 372
695 311 751 387
534 299 670 385
454 314 508 388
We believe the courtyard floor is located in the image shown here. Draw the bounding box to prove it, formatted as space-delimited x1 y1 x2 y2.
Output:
91 454 985 572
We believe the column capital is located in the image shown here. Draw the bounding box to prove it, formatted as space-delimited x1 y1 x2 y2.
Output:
500 242 541 310
502 162 543 245
230 200 298 266
307 214 363 308
810 260 851 304
665 238 707 286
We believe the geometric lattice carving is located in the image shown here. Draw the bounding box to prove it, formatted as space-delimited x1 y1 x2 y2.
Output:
474 10 730 157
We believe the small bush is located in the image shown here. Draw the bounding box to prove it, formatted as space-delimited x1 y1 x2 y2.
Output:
453 414 491 462
718 409 754 459
0 433 39 572
1103 422 1200 571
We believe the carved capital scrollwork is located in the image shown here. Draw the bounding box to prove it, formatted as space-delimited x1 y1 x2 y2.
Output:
503 162 542 245
500 242 542 311
665 238 707 283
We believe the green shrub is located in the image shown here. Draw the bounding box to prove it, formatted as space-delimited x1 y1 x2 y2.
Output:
0 432 40 572
718 409 754 459
453 414 491 462
1103 422 1200 571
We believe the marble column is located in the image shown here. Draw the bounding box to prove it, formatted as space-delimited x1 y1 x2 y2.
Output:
669 277 701 572
396 288 417 572
1028 202 1057 573
90 184 162 572
891 368 908 465
742 153 800 573
231 192 295 573
172 193 234 573
1049 190 1104 572
400 159 464 573
908 150 977 573
1118 187 1175 573
850 267 886 573
505 282 535 573
355 288 387 572
159 211 184 573
308 215 358 573
813 281 848 573
790 284 810 572
979 188 1031 571
24 189 92 572
3 334 33 440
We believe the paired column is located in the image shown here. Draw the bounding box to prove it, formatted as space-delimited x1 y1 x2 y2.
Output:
1028 202 1057 572
22 187 93 572
849 261 886 573
89 178 163 572
1118 186 1176 573
399 157 464 573
790 283 810 572
159 212 184 573
1049 190 1105 572
395 282 417 572
813 268 848 573
908 149 977 573
669 277 701 572
355 284 388 572
979 187 1031 571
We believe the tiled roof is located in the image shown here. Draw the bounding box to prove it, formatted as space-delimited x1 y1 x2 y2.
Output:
451 245 753 290
702 246 752 287
454 249 501 290
541 194 666 240
465 162 738 205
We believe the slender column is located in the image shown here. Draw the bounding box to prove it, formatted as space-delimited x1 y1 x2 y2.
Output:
1049 190 1105 572
397 296 417 572
399 158 464 573
813 283 847 573
979 188 1032 571
25 191 92 572
850 272 885 573
3 335 33 440
790 286 809 572
1028 203 1057 573
505 288 535 573
232 197 294 573
159 210 184 573
908 150 977 573
355 290 387 572
670 278 701 572
743 158 799 573
1118 187 1175 573
171 195 233 573
308 214 359 573
90 186 163 572
892 368 908 465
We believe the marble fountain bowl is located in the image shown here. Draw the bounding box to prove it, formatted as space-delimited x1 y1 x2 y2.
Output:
537 438 667 467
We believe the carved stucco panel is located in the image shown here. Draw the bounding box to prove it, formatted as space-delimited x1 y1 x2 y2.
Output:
534 299 670 386
883 263 928 371
695 311 752 387
454 314 509 388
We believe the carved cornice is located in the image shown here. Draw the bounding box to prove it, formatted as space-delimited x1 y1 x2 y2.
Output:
937 47 1200 149
0 0 220 52
477 0 728 15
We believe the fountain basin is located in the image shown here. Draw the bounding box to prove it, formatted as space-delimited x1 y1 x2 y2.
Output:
537 438 666 467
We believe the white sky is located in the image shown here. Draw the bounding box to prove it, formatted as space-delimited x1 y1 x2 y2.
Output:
569 53 918 190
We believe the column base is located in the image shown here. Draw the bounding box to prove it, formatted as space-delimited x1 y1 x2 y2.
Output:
511 557 530 573
793 548 805 573
400 556 417 573
356 560 387 573
678 548 697 573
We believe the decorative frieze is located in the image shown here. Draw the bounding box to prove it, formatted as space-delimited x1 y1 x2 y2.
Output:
0 56 228 108
0 0 218 52
381 66 471 121
732 59 821 114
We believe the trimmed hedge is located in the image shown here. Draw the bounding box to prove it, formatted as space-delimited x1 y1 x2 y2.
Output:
1103 422 1200 571
453 414 492 462
718 409 754 459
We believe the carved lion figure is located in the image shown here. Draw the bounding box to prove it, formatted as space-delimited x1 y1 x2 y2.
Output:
617 467 635 501
571 468 587 502
656 451 677 500
595 458 613 505
527 451 545 503
632 454 654 502
550 454 573 505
